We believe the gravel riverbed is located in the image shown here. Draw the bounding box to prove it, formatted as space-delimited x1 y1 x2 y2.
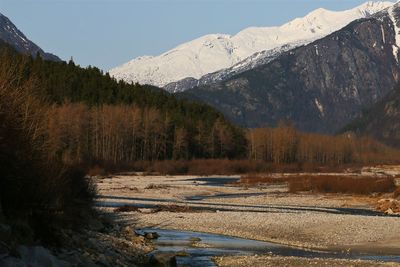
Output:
96 168 400 266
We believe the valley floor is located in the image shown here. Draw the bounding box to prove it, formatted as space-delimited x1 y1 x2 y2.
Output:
96 166 400 266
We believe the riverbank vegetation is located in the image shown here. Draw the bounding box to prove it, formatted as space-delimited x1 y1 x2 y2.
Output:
238 174 398 195
0 54 95 244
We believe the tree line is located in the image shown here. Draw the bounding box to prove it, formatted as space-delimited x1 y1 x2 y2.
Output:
248 124 400 165
46 103 244 164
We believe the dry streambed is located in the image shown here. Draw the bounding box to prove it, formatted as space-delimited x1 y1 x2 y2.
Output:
96 167 400 266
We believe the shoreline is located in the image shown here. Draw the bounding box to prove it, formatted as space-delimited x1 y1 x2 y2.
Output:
96 170 400 266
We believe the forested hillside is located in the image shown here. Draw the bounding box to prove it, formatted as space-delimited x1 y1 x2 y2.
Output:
0 41 247 164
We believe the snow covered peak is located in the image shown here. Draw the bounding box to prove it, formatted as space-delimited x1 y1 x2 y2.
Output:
109 1 394 88
357 1 395 15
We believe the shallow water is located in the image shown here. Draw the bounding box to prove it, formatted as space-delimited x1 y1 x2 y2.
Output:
183 177 240 187
136 228 400 267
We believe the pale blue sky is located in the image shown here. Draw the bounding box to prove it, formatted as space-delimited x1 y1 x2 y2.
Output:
1 0 393 70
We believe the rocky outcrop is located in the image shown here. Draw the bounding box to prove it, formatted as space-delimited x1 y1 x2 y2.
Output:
182 7 400 134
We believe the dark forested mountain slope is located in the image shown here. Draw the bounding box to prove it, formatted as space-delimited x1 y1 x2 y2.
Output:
182 5 400 134
0 12 60 61
342 83 400 147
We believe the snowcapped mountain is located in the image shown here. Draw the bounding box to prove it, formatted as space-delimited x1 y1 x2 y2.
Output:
164 43 299 93
110 1 394 89
181 1 400 134
0 12 60 61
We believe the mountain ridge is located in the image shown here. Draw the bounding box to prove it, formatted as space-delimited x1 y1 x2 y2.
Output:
0 12 60 61
180 4 400 134
110 1 394 89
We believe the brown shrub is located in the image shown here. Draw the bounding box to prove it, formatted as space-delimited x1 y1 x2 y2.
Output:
87 165 106 177
239 175 290 185
128 160 367 176
376 199 400 214
394 187 400 199
288 175 396 195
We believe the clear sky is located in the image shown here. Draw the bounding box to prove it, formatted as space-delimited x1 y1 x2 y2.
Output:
1 0 393 71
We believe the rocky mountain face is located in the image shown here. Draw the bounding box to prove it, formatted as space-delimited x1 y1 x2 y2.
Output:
340 5 400 147
110 1 393 89
182 5 400 134
0 13 60 61
342 84 400 147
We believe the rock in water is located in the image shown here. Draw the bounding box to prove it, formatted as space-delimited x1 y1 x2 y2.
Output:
144 232 160 239
149 252 177 267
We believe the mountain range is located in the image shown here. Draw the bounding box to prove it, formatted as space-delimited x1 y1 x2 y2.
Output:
180 3 400 134
110 1 393 90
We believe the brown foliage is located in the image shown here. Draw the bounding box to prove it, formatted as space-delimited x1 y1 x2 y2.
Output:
376 199 400 214
248 126 400 166
0 55 95 241
114 205 140 213
87 165 106 177
394 187 400 199
132 159 268 175
239 175 291 185
287 175 396 195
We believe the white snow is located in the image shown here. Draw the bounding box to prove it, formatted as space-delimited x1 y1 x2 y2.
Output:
315 98 325 116
388 4 400 62
109 1 394 88
381 24 387 43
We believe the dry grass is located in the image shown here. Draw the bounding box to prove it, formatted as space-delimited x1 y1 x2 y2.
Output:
288 175 396 195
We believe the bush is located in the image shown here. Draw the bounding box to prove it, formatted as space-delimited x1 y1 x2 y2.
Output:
394 187 400 199
288 175 396 195
87 165 106 177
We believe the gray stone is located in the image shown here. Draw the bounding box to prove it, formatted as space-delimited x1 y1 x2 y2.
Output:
144 232 159 239
149 252 177 267
17 246 70 267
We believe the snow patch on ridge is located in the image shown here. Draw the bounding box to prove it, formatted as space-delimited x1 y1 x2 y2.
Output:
388 5 400 62
315 98 325 117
